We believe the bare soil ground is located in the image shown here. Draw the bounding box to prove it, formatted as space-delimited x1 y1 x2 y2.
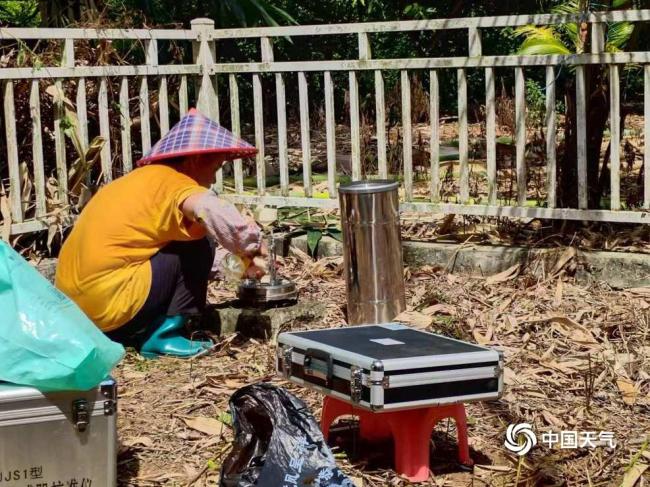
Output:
113 247 650 487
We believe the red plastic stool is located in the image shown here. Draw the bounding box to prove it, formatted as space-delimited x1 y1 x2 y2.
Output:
321 396 472 482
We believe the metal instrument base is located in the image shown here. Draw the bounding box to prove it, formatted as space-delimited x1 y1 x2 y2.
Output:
237 279 298 307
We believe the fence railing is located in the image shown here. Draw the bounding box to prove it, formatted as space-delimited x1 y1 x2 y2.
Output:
2 10 650 237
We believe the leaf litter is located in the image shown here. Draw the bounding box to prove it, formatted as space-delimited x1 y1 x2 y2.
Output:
112 251 649 486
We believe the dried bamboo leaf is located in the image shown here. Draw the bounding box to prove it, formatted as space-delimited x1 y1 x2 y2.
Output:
394 310 433 329
616 379 639 405
182 416 224 436
620 463 648 487
19 162 33 215
486 264 520 285
551 247 577 276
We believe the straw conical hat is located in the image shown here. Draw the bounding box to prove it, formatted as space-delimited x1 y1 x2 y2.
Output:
137 108 257 166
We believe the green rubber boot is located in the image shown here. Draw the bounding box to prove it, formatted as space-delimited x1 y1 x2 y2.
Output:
140 315 211 359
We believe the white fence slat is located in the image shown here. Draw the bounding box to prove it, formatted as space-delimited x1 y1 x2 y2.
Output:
76 78 88 150
349 71 361 181
229 74 243 194
4 82 22 222
139 39 157 155
375 70 387 179
324 71 337 197
457 68 469 203
54 78 68 206
62 39 81 193
30 80 45 217
261 37 274 62
145 38 158 65
1 64 202 80
257 37 274 196
645 65 650 209
1 49 650 81
546 66 557 208
609 64 621 210
515 66 526 206
298 72 312 197
179 75 188 116
139 76 151 153
12 198 650 236
5 11 643 42
576 65 588 209
485 67 496 205
276 72 289 196
63 38 75 64
221 195 650 225
253 73 265 195
209 11 650 39
158 75 170 136
119 77 133 173
0 26 198 40
99 77 112 182
208 52 650 75
0 52 649 81
468 27 482 57
401 70 413 201
591 22 605 53
0 64 200 80
430 70 440 202
358 32 371 60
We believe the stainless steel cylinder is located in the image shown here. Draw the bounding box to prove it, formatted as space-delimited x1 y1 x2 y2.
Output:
339 180 405 325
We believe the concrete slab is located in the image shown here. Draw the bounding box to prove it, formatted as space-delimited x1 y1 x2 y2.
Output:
286 234 650 289
202 299 328 340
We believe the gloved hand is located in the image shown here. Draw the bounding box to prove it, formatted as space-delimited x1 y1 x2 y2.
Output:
209 245 269 281
193 191 262 257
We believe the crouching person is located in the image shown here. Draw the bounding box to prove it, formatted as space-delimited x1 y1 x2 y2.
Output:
56 109 265 358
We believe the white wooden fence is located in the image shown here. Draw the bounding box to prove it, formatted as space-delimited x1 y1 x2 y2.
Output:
3 11 650 237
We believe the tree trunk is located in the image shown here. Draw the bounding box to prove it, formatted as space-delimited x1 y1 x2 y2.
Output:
39 0 101 27
559 80 578 208
586 65 609 208
558 66 609 209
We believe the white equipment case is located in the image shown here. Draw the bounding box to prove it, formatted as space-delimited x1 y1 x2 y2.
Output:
0 379 117 486
277 323 503 411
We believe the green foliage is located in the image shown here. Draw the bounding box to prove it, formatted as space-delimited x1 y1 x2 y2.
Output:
105 0 296 28
515 1 634 56
287 224 342 257
515 25 572 55
217 411 233 426
606 21 634 52
525 79 546 127
0 0 39 26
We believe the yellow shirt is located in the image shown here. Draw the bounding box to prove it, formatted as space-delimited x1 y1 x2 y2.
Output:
55 164 206 332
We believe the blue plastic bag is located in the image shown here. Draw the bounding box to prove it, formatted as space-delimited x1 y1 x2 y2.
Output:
0 241 124 391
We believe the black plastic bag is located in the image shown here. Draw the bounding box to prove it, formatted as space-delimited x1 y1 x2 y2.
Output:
220 383 354 487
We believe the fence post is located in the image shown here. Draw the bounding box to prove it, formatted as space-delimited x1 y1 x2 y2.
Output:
191 18 222 191
191 18 218 119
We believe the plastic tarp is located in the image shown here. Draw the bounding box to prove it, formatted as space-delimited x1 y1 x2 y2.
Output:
0 241 124 391
221 383 353 487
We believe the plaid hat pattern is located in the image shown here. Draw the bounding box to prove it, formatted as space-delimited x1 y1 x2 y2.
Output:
137 108 257 166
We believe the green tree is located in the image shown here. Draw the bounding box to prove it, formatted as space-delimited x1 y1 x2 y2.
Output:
516 0 635 208
38 0 295 27
0 0 40 26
